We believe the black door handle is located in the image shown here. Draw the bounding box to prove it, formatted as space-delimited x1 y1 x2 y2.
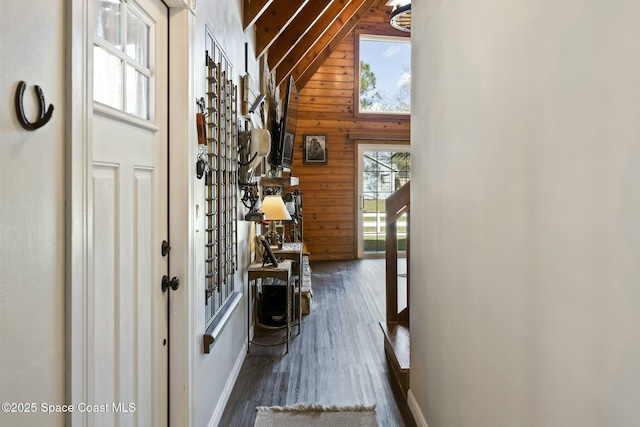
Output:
161 275 180 292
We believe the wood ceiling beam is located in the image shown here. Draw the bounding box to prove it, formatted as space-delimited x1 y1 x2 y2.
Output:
243 0 274 30
267 0 336 70
294 0 377 88
292 0 378 89
254 0 309 58
274 0 354 87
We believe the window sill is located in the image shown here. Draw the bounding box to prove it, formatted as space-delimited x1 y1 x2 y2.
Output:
203 291 243 354
93 102 158 133
348 132 410 141
353 110 411 122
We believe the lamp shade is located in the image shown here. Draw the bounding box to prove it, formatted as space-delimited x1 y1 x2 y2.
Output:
260 195 292 221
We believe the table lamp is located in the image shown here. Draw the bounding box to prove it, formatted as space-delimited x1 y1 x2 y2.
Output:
260 195 291 247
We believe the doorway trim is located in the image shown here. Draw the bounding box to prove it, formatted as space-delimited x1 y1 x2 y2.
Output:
66 1 92 424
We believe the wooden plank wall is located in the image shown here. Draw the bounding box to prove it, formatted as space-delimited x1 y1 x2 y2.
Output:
290 1 410 260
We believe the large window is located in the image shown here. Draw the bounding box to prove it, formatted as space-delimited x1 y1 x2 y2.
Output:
94 0 152 120
358 34 411 115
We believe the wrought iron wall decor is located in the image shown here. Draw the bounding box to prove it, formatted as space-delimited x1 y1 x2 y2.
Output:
15 81 54 131
204 35 239 325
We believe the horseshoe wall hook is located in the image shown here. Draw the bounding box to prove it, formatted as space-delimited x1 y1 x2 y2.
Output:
15 81 54 131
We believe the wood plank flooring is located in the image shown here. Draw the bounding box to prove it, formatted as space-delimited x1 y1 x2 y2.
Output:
219 259 417 427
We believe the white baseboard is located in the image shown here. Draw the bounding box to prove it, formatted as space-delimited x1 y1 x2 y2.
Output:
208 343 247 427
407 389 429 427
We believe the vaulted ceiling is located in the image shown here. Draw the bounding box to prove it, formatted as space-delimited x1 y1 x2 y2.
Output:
244 0 382 90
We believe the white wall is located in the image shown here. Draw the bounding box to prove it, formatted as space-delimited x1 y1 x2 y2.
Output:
0 1 65 426
410 0 640 426
190 1 259 426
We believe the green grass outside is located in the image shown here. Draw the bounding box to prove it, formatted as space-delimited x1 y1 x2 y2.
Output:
363 198 408 252
363 235 407 252
363 226 407 233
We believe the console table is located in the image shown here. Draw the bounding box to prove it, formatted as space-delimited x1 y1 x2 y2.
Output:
247 260 293 353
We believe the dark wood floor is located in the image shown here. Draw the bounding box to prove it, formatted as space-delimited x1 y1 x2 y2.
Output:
219 259 417 427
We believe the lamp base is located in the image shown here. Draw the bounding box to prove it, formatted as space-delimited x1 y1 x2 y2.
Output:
245 211 265 221
263 227 282 248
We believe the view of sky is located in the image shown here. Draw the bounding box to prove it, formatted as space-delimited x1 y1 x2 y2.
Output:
359 37 411 104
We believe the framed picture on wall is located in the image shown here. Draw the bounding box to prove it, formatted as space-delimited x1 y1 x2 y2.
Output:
303 134 327 165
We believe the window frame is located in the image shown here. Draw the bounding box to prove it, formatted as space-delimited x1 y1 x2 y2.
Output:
353 30 411 121
93 0 154 122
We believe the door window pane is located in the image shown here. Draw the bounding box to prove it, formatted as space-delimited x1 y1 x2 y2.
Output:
126 9 149 66
95 0 122 48
126 65 149 119
361 150 410 255
94 0 151 121
93 45 123 109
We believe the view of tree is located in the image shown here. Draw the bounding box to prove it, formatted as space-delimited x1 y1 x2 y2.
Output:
360 61 381 110
363 151 411 193
391 151 411 170
383 68 410 113
359 62 411 113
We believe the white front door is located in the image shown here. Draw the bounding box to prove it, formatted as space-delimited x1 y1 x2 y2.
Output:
91 0 169 425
